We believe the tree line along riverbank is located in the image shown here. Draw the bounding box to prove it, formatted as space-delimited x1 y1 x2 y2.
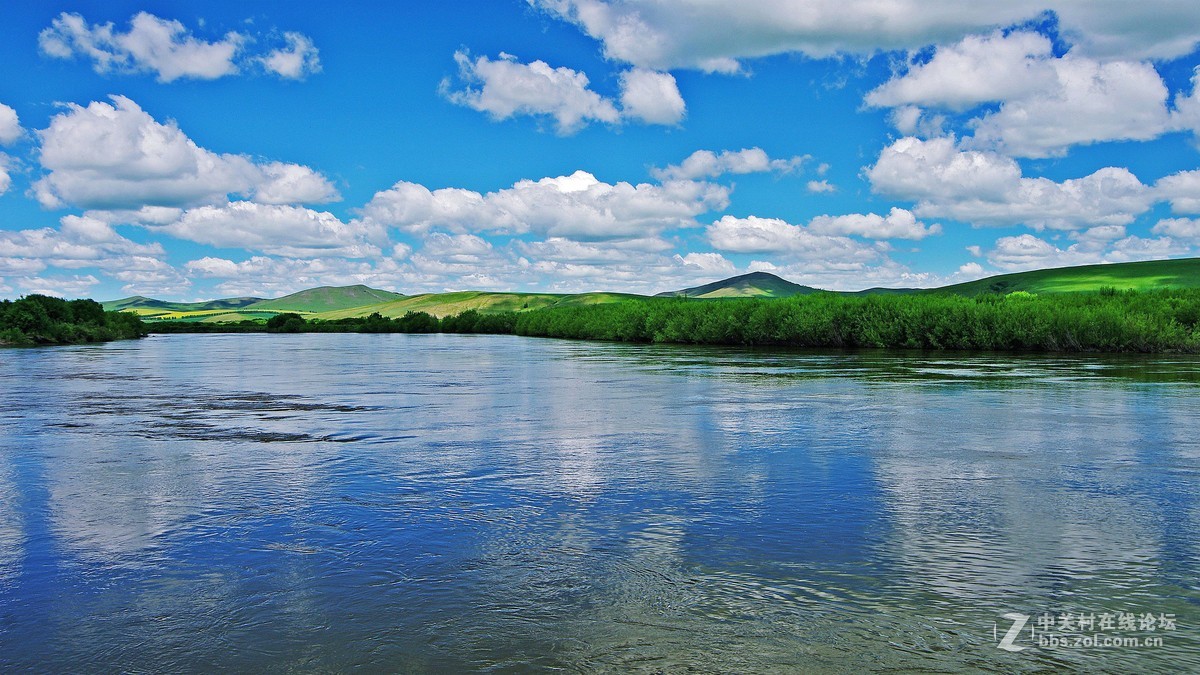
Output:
1 294 147 346
149 288 1200 353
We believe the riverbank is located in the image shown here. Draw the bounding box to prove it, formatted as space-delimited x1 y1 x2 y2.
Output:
146 288 1200 353
1 295 147 346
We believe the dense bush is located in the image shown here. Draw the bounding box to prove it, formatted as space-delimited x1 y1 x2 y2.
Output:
510 290 1200 353
0 295 148 346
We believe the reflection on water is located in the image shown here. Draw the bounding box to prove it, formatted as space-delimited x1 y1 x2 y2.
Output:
1 334 1198 672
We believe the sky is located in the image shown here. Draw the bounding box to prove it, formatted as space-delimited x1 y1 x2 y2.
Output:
3 1 1200 301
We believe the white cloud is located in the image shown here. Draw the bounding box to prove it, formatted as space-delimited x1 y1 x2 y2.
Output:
653 147 805 180
39 12 321 83
867 31 1055 110
361 169 728 240
34 95 339 210
868 31 1172 158
17 274 100 297
153 202 384 258
1152 218 1200 239
985 232 1187 271
706 215 879 262
0 216 164 271
253 162 340 205
532 1 1200 70
867 136 1154 229
806 180 836 193
1155 170 1200 214
965 57 1170 158
39 12 245 82
259 32 321 79
0 155 11 196
419 233 495 262
808 207 941 240
675 251 735 274
444 51 620 134
0 104 21 145
619 69 685 125
184 255 409 298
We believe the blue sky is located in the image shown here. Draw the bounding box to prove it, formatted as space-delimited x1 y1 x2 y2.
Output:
3 1 1200 300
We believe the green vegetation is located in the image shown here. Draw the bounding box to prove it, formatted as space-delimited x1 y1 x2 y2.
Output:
931 258 1200 295
149 289 1200 353
1 295 147 346
115 257 1200 352
509 290 1200 352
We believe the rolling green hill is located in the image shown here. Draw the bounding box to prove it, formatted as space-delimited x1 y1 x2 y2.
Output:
109 257 1200 324
934 258 1200 295
656 271 819 298
318 291 643 320
246 285 405 312
102 295 263 313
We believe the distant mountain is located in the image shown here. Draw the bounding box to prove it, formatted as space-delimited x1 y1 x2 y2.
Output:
656 271 819 298
247 285 405 313
102 295 263 312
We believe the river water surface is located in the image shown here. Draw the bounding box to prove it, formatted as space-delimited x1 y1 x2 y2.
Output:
1 333 1198 672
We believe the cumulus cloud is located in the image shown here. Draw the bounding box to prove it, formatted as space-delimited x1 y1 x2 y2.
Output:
1152 218 1200 239
966 58 1169 157
985 232 1187 271
152 202 385 258
39 11 320 83
866 136 1154 229
1155 170 1200 214
259 32 321 79
361 169 729 240
706 215 879 263
867 31 1055 110
34 95 338 210
619 69 685 125
16 274 101 297
184 255 412 298
0 215 164 272
868 31 1172 157
808 207 940 240
0 104 21 146
806 180 836 193
0 155 11 197
532 1 1200 71
444 51 620 134
675 251 735 274
652 147 805 180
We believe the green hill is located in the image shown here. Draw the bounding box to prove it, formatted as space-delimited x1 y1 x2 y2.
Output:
657 271 819 298
247 285 404 312
102 295 263 312
317 291 643 320
934 258 1200 295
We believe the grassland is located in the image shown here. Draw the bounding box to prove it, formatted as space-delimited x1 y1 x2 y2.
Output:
931 258 1200 295
316 291 643 319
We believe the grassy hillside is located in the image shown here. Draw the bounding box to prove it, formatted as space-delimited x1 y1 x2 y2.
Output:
657 271 819 298
317 290 643 319
247 285 404 312
102 295 263 313
935 258 1200 295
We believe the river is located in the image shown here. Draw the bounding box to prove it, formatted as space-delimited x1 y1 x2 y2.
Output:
1 333 1197 672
